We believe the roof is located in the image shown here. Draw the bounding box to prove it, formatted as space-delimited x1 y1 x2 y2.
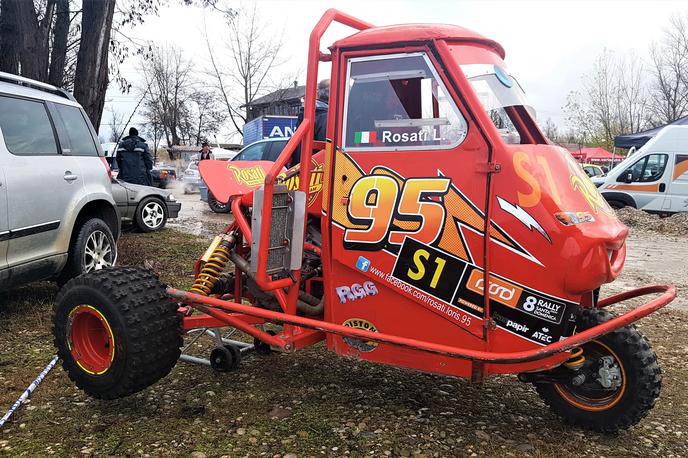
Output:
614 116 688 149
244 85 305 108
331 23 505 58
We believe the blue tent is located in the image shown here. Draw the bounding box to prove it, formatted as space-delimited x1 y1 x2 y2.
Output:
614 116 688 149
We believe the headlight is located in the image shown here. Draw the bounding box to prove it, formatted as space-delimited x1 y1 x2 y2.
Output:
167 194 176 201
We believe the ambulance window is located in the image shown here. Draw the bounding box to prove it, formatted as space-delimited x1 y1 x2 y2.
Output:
674 155 688 182
343 52 468 151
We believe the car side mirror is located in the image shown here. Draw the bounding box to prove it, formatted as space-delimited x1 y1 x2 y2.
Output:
624 170 633 183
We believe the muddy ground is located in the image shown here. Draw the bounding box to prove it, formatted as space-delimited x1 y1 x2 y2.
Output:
0 206 687 457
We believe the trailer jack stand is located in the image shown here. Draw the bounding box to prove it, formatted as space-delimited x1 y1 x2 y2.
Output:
178 328 256 372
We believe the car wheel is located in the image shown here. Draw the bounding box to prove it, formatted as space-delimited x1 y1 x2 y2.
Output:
208 192 231 213
57 218 117 285
608 200 625 210
135 197 168 232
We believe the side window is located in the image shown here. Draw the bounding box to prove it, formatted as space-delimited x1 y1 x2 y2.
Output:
237 142 268 161
674 155 688 182
0 95 58 156
266 141 287 161
343 52 468 151
54 104 99 156
620 154 668 183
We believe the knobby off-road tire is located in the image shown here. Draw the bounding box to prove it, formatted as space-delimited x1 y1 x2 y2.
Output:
208 192 231 213
53 267 182 399
535 308 661 433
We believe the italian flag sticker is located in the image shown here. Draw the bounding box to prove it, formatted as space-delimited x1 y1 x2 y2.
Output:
354 131 377 144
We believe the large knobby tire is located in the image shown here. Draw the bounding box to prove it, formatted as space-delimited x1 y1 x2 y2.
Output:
57 218 117 285
135 197 168 232
535 308 661 432
53 267 182 399
208 192 231 213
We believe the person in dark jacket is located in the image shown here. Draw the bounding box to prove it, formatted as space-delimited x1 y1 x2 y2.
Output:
290 79 329 167
116 127 153 186
199 141 214 161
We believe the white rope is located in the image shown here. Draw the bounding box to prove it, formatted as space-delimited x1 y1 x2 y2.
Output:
0 355 59 429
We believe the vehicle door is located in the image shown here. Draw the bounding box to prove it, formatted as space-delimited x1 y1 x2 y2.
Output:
666 153 688 212
606 153 669 211
0 94 84 268
326 50 489 352
0 165 8 277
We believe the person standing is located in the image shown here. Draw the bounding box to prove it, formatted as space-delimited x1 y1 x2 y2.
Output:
199 141 214 161
290 79 329 167
116 127 153 186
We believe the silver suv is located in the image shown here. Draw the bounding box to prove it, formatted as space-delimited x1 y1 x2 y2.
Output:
0 72 119 290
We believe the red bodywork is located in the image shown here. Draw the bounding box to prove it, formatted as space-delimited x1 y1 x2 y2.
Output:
178 9 675 381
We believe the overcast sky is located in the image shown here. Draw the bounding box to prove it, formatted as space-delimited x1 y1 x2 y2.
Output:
103 0 688 144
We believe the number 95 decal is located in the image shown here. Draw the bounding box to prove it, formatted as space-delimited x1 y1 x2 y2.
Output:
344 175 450 250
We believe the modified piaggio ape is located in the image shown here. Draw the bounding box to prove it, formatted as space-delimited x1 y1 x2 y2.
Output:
54 10 676 432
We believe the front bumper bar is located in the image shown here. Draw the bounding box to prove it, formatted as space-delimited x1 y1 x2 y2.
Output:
168 284 675 364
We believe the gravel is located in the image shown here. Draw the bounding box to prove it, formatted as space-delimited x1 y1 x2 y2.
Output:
0 227 687 457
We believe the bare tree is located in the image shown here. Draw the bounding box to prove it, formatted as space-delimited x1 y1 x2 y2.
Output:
648 14 688 125
564 50 649 149
205 3 285 137
140 45 195 146
542 118 559 142
103 108 127 143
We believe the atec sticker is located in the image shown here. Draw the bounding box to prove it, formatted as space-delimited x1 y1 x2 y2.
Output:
335 281 378 304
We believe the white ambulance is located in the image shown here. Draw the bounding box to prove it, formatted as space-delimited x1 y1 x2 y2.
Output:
594 125 688 213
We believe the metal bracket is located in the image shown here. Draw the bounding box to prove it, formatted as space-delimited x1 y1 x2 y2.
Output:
477 162 501 174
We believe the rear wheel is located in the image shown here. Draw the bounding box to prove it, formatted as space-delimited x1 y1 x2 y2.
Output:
57 218 117 285
53 267 182 399
534 309 661 432
208 192 231 213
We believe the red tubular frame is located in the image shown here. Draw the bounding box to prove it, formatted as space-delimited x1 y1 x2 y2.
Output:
171 284 675 364
247 10 373 295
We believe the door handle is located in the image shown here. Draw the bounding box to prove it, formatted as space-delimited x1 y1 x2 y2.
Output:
64 171 78 182
659 183 666 192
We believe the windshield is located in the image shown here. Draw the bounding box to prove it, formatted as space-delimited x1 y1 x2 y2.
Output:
461 64 541 144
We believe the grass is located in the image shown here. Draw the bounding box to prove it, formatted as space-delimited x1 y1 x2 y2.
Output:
0 228 687 457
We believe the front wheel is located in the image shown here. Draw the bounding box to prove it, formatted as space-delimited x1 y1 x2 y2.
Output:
208 192 231 213
534 309 661 432
53 267 182 399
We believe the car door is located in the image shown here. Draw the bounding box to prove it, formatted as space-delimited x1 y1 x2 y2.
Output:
606 153 669 211
666 153 688 212
0 165 8 277
326 50 488 354
0 94 84 268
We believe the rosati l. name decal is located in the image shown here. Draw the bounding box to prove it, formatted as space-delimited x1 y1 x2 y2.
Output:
391 238 577 346
281 158 324 206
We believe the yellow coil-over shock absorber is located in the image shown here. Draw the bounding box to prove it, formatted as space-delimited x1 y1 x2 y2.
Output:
190 234 236 295
564 347 586 370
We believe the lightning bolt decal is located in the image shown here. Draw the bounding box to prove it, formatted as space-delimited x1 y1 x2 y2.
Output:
496 197 551 243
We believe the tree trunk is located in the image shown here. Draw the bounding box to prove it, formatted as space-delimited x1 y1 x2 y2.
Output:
15 0 53 81
0 0 19 74
48 0 69 87
73 0 116 130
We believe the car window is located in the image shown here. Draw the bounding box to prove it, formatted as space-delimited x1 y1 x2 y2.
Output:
674 154 688 182
236 142 268 161
0 95 58 156
266 141 287 161
54 104 99 156
343 52 468 151
620 154 668 183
